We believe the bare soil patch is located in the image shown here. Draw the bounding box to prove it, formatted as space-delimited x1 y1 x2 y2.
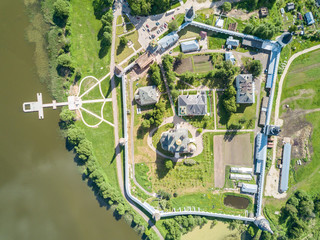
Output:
214 134 253 188
174 57 193 74
280 110 313 160
227 9 258 20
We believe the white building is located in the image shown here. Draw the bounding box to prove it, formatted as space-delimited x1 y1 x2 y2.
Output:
241 183 258 194
225 52 235 65
158 33 179 52
180 40 200 53
230 174 252 181
226 36 239 49
215 18 224 28
230 167 253 174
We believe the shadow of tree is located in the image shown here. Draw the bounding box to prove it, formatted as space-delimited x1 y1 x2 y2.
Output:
155 154 176 180
53 14 67 28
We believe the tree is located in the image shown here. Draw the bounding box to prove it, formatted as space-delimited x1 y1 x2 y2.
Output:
101 11 113 26
102 32 112 47
67 126 86 146
248 60 262 77
176 52 184 63
222 85 237 114
222 2 232 12
59 108 75 127
54 0 70 19
168 20 179 32
141 119 150 129
75 139 93 161
57 53 73 69
288 25 297 33
120 36 128 46
253 23 276 39
170 89 179 101
247 226 255 237
165 159 173 169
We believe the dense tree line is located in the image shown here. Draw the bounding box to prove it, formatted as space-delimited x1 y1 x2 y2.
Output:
149 63 162 87
162 54 176 90
243 22 277 40
127 0 171 16
280 190 320 239
59 108 158 239
162 216 208 240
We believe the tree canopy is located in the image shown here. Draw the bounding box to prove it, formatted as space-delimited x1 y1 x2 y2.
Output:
248 60 262 77
54 0 70 19
222 2 232 12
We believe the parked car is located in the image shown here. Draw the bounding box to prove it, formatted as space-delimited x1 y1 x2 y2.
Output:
163 25 167 28
147 29 150 32
149 36 152 39
172 17 175 20
142 28 145 31
157 30 160 34
156 22 160 26
146 24 149 28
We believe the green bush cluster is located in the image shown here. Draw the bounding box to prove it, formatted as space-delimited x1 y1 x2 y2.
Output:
127 0 171 16
141 101 166 128
162 54 176 90
280 190 320 239
149 62 162 88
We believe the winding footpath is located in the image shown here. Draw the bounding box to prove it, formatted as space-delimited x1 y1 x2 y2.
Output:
265 44 320 198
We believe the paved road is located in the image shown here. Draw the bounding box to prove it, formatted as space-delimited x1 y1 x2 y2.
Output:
264 44 320 198
111 2 164 239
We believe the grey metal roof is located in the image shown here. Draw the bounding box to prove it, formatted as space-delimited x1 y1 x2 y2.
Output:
226 37 239 47
160 128 190 153
255 133 267 162
135 86 158 106
158 33 179 50
185 6 195 21
305 12 315 25
242 183 258 194
181 40 200 53
178 94 207 116
236 74 255 104
242 38 263 49
280 143 291 192
286 2 295 11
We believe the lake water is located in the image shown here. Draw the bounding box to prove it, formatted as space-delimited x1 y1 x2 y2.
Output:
0 1 138 239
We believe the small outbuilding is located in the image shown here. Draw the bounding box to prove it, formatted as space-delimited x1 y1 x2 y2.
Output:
304 12 315 25
259 7 269 18
215 18 224 28
230 174 252 181
228 22 238 31
185 6 195 22
181 40 200 53
199 31 207 39
286 2 295 11
135 86 159 106
241 183 258 194
225 52 235 65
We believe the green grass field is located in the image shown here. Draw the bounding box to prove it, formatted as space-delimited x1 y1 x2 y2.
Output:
115 30 141 64
69 0 110 78
135 163 153 192
281 49 320 111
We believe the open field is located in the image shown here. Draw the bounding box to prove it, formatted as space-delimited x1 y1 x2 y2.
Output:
214 134 253 188
69 0 110 78
281 49 320 112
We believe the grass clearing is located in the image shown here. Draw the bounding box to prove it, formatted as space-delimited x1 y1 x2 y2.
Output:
216 92 256 129
69 0 110 78
116 25 124 35
135 163 153 192
116 15 123 25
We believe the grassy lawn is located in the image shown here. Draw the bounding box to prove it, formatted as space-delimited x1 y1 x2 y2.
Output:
116 25 124 35
134 163 153 192
116 15 123 25
208 32 229 50
69 0 110 78
216 92 256 129
178 25 203 40
115 29 141 64
171 192 252 215
280 49 320 111
194 9 215 25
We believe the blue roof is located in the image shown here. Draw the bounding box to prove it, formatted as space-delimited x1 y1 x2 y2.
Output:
280 143 291 192
255 133 268 161
305 12 315 25
266 51 277 89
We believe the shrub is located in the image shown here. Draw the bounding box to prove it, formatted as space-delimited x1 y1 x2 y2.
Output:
183 159 197 166
75 139 93 161
165 159 173 169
